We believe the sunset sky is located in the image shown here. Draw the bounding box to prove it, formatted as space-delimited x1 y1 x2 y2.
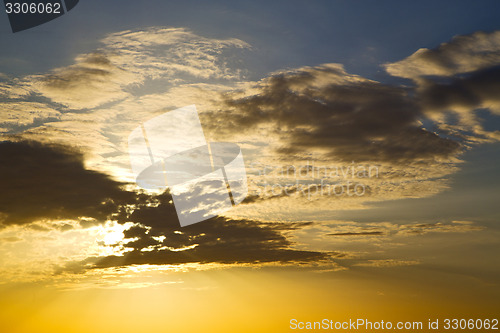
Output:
0 1 499 332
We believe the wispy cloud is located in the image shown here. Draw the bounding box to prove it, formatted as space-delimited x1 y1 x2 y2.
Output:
352 259 420 268
30 52 135 109
22 27 249 110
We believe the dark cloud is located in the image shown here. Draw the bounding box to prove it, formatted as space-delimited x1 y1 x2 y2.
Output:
418 65 500 113
92 221 329 268
385 30 500 142
205 65 461 163
0 140 331 267
87 191 331 268
0 140 133 226
204 32 500 164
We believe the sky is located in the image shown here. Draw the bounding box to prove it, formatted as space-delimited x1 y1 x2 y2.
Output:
0 1 499 332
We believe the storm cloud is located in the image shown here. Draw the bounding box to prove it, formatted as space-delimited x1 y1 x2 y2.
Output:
204 63 461 163
0 140 133 226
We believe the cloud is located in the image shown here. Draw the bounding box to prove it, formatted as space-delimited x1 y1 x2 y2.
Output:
100 27 250 81
416 65 500 142
2 28 482 214
0 28 252 190
196 32 500 216
385 30 500 143
204 63 461 163
0 28 498 283
384 31 500 79
194 63 464 217
298 220 484 246
79 191 331 269
0 236 21 243
14 27 249 111
328 231 384 236
0 101 60 134
67 199 483 273
398 221 483 235
0 219 138 284
0 140 133 226
0 136 486 283
352 259 420 268
30 52 135 109
0 139 332 278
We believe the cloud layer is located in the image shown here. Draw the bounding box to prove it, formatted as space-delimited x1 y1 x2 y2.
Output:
0 27 499 284
205 63 461 163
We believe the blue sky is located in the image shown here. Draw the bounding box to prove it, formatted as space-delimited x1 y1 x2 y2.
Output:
2 0 500 80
